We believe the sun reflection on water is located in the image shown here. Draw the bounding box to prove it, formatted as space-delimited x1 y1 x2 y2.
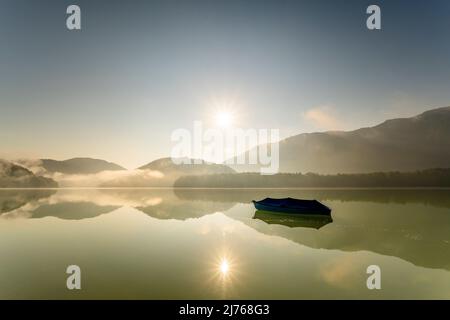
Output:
204 248 244 298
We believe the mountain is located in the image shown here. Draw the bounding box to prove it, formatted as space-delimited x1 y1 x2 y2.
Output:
100 158 235 187
0 160 58 188
232 106 450 174
41 158 126 174
138 157 236 175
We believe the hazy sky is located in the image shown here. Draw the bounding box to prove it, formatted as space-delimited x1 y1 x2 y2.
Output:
1 0 450 168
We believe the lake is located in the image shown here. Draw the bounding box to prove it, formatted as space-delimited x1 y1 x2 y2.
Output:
0 188 449 299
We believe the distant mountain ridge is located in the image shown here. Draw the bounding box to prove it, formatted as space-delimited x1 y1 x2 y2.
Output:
41 158 126 174
100 158 235 187
0 160 57 188
139 157 236 175
3 106 449 186
232 106 450 174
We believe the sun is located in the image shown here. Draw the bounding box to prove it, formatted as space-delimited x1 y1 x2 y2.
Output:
220 259 230 275
215 111 233 128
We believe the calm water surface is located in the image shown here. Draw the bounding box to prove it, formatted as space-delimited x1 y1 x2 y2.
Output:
0 189 449 299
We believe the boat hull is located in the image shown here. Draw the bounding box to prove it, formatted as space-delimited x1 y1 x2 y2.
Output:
252 199 331 215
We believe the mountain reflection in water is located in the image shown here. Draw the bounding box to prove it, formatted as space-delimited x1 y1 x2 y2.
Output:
1 188 449 272
0 188 449 299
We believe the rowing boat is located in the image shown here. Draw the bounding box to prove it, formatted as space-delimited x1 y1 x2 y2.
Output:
252 197 331 215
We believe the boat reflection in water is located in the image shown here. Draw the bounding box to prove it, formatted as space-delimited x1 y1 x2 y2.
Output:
253 210 333 229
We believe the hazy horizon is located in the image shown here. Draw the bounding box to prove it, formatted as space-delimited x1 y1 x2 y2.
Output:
1 105 448 170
